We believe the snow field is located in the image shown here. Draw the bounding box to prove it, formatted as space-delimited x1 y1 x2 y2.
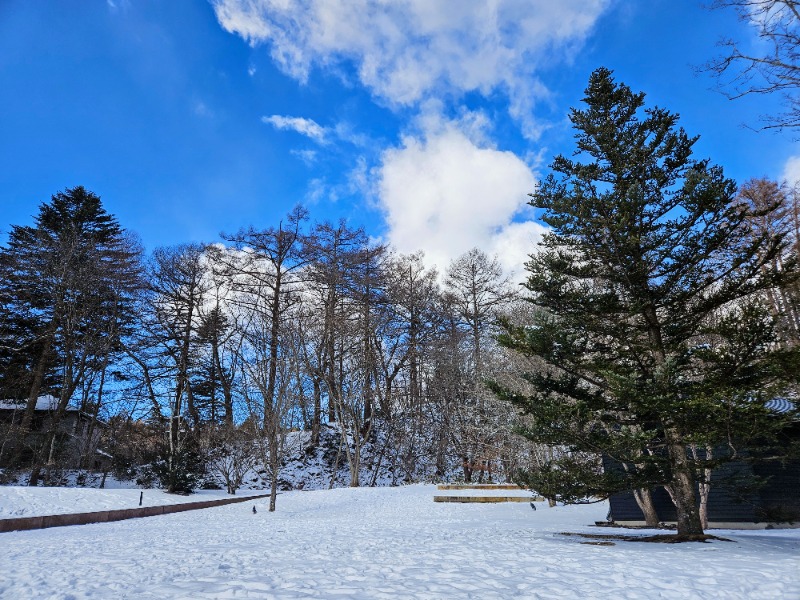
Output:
0 484 797 599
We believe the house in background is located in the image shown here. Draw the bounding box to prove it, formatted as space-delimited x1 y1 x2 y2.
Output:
0 395 109 471
604 398 800 529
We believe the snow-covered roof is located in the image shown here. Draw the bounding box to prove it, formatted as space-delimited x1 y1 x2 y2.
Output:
0 395 78 412
764 397 796 414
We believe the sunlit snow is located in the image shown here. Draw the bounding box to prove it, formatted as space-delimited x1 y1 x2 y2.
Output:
1 484 797 598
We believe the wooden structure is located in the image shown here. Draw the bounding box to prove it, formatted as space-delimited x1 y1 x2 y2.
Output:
605 402 800 529
433 483 541 504
433 495 535 503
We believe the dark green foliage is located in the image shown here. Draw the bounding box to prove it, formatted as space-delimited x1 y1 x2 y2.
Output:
1 188 141 383
0 312 46 399
0 186 143 471
191 306 234 425
492 68 800 535
150 435 203 494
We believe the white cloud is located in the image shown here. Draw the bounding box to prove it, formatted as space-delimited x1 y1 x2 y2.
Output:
107 0 131 12
262 114 328 142
782 155 800 186
488 220 545 281
212 0 610 137
377 119 544 278
290 149 318 164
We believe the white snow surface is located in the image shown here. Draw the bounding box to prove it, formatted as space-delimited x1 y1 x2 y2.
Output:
1 484 798 599
0 486 265 518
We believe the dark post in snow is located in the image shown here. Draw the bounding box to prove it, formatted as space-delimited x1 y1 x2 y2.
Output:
139 491 143 507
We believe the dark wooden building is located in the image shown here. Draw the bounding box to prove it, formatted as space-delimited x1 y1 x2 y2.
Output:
605 399 800 529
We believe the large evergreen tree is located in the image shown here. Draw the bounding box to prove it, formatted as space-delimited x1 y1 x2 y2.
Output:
0 186 142 478
491 68 799 539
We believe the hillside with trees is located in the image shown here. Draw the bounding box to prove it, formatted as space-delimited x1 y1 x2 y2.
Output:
0 188 531 509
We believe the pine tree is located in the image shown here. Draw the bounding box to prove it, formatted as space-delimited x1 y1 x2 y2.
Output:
0 186 142 476
491 68 799 539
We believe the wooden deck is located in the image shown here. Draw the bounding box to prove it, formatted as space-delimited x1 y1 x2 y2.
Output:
436 483 521 490
433 495 540 504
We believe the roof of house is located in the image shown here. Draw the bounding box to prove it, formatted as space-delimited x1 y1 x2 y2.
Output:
765 397 796 414
0 395 79 412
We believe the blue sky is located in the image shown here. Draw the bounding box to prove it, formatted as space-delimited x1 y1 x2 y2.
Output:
1 0 797 275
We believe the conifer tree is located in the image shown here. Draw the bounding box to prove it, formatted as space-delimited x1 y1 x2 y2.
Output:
0 186 142 477
491 68 799 539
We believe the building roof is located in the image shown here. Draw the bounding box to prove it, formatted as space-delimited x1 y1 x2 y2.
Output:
0 395 78 412
765 397 796 415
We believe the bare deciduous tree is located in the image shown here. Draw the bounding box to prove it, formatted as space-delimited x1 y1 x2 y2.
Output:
707 0 800 129
736 177 800 343
142 243 208 493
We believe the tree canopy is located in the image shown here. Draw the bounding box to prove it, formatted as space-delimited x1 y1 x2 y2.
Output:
491 68 800 538
0 186 142 479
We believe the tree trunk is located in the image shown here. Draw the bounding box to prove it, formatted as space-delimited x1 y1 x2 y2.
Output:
21 333 54 433
269 436 279 512
15 318 59 469
666 432 704 538
462 456 473 483
690 444 713 530
633 488 660 528
311 378 321 446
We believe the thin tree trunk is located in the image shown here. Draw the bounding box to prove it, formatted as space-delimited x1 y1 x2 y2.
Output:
328 425 344 490
269 435 279 512
633 488 660 527
690 444 713 530
20 320 58 434
311 378 321 446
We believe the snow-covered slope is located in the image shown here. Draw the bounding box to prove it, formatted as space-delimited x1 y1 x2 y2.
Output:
1 485 797 599
222 423 474 492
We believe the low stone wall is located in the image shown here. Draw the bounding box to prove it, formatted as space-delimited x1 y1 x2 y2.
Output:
0 492 270 533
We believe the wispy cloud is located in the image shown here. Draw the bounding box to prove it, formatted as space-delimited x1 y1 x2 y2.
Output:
261 114 328 142
291 148 319 165
262 114 371 149
194 101 214 118
107 0 131 12
783 155 800 186
212 0 610 139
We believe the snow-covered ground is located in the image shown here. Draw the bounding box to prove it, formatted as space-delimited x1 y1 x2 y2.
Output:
0 485 797 599
0 486 266 518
